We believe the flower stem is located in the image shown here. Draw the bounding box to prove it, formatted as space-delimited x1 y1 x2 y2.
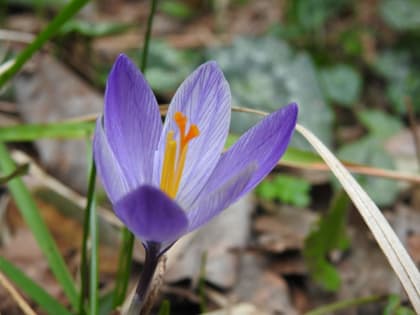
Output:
126 243 161 315
304 295 385 315
140 0 158 72
114 0 159 306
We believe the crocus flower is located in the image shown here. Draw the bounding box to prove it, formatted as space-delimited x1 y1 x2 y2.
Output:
94 54 297 254
94 54 297 312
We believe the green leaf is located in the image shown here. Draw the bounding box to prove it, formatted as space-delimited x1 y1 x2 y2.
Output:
320 64 362 107
338 111 402 206
380 0 420 31
373 50 410 82
98 292 114 315
339 29 364 57
373 50 420 113
0 121 95 142
0 144 78 308
303 191 350 291
293 0 348 31
157 300 171 315
256 174 311 207
338 137 400 206
384 294 416 315
59 20 131 37
357 110 402 138
0 255 73 315
207 36 334 149
161 1 193 19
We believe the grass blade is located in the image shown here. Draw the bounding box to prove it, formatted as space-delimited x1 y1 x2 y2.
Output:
112 228 135 307
295 123 420 313
0 257 74 315
0 143 79 308
0 121 95 141
0 0 90 87
88 164 99 315
230 106 420 312
0 163 29 184
79 162 97 315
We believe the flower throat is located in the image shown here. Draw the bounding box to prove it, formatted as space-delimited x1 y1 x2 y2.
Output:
160 112 200 198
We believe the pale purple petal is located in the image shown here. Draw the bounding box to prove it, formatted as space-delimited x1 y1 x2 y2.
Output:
114 185 188 243
93 117 129 204
156 61 231 209
201 103 298 196
186 163 257 232
104 54 162 188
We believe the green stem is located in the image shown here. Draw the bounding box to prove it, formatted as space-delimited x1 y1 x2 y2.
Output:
139 0 158 72
126 243 161 315
0 0 89 88
112 228 135 307
89 164 98 315
79 162 97 315
304 295 385 315
113 0 159 307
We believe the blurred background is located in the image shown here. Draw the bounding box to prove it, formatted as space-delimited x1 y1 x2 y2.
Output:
0 0 419 314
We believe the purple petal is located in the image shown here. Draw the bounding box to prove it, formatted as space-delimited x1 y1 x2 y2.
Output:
202 103 298 196
114 185 188 243
186 163 257 232
93 117 129 204
156 61 231 208
104 54 162 188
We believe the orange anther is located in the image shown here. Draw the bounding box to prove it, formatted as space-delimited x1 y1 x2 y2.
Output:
161 112 201 198
185 125 200 142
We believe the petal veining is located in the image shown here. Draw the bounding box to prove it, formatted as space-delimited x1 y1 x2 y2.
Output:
104 54 162 188
93 117 129 204
186 163 257 232
202 103 298 197
114 185 188 244
157 61 231 209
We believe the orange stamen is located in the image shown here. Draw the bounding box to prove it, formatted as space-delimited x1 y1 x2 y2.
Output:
160 112 200 198
160 131 176 193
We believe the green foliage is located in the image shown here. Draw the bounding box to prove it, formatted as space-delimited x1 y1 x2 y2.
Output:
158 300 171 315
0 163 29 184
380 0 420 31
358 110 402 138
287 0 348 31
0 144 78 308
59 20 131 37
256 174 311 207
384 294 416 315
320 64 362 107
160 0 194 19
373 50 420 113
207 36 334 149
303 191 350 291
97 292 114 315
0 120 95 141
112 228 135 308
338 110 402 206
0 257 72 315
0 0 90 87
338 28 364 57
136 41 201 93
